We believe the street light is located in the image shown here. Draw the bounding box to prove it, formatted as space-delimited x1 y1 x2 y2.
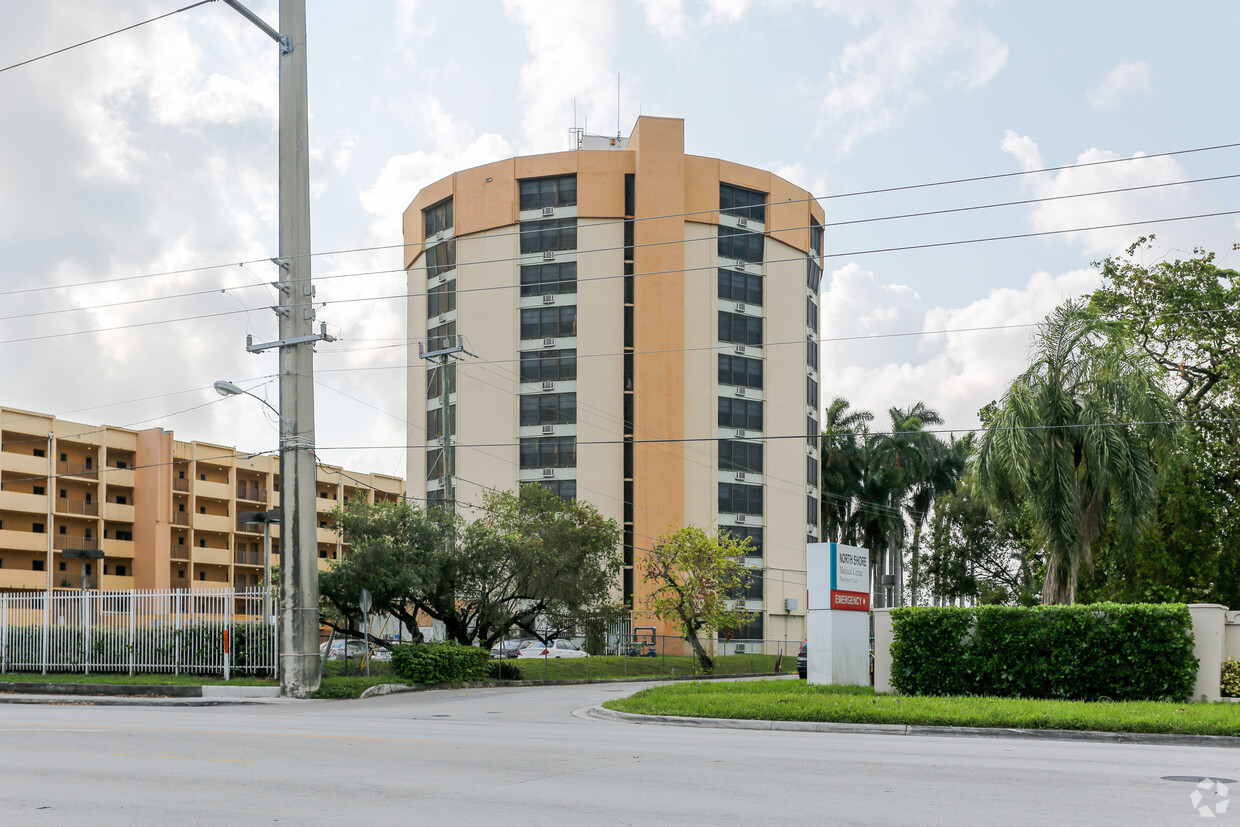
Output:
213 381 290 436
239 508 280 623
62 547 103 592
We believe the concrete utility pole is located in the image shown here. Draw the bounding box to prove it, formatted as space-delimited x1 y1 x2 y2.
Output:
223 0 332 698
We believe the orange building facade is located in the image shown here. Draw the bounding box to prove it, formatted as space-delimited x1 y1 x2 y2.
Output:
403 117 823 645
0 406 403 593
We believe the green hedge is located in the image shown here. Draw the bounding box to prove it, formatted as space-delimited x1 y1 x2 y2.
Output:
890 603 1197 702
390 642 490 684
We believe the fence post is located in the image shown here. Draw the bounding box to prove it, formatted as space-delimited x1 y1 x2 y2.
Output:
83 590 91 676
174 591 181 676
128 590 136 677
41 592 49 675
1 593 6 674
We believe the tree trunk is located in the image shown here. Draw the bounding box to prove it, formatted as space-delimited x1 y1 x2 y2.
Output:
685 631 714 673
909 524 923 607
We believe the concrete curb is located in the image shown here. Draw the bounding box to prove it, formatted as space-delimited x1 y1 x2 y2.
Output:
355 672 795 699
584 705 1240 748
0 681 283 703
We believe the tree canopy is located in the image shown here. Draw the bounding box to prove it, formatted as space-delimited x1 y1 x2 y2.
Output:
323 484 622 649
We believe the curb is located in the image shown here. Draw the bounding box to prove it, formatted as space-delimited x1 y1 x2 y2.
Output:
0 681 283 703
355 672 795 699
583 705 1240 748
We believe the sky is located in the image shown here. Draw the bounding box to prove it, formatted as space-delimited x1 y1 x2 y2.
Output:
1 0 1237 482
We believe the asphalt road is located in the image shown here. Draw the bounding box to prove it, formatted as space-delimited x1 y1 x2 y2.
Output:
0 681 1237 825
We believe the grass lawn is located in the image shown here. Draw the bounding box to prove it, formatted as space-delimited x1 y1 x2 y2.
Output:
604 680 1240 737
0 672 276 686
510 653 796 682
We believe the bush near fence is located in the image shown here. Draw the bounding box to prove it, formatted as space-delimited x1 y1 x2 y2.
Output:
390 642 490 684
1 622 274 674
889 603 1198 702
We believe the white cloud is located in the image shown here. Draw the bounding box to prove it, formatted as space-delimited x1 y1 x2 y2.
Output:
1000 134 1210 257
503 0 628 152
820 263 1101 429
1087 61 1153 112
817 0 1008 150
706 0 755 22
639 0 690 37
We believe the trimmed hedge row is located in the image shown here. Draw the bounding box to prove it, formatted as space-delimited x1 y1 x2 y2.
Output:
890 603 1198 702
390 642 490 684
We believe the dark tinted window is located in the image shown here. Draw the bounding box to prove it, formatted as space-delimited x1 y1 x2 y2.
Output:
720 183 766 223
719 440 763 473
720 525 763 558
427 321 456 352
810 217 823 256
520 350 577 382
718 398 763 431
521 306 577 339
520 218 577 254
718 226 764 263
424 198 453 237
426 363 456 399
519 437 576 469
718 269 763 305
520 261 577 296
718 312 763 346
718 354 763 389
520 175 577 210
807 258 822 292
718 482 763 515
428 280 456 317
520 393 576 426
538 479 576 500
425 239 456 278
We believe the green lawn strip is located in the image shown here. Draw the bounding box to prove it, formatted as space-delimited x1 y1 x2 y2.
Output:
603 680 1240 737
510 653 795 682
0 672 275 686
312 675 412 700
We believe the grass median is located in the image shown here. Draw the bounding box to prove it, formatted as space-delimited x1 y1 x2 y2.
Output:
509 653 797 681
603 680 1240 737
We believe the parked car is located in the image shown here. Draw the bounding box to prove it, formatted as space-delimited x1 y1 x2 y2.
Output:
489 640 524 659
320 639 389 661
797 640 807 679
516 639 588 658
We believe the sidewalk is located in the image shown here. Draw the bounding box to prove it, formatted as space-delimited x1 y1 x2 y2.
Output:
0 680 284 705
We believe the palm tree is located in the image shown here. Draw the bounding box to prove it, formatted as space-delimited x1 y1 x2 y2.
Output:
819 397 873 543
973 300 1177 604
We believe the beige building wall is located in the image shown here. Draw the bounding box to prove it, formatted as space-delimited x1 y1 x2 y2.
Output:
0 406 403 594
403 116 824 645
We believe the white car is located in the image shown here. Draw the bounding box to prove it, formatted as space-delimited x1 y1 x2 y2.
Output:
515 639 588 658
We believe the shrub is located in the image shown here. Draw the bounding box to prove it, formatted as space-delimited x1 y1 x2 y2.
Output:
390 642 490 684
1222 659 1240 698
488 660 523 681
890 603 1198 702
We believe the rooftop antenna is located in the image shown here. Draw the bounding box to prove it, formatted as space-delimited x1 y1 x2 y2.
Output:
616 72 621 138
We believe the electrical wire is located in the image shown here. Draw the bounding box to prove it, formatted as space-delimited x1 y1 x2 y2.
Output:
0 0 217 75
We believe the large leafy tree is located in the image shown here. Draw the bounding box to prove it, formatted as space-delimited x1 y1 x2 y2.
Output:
972 300 1177 604
641 524 754 673
325 485 622 648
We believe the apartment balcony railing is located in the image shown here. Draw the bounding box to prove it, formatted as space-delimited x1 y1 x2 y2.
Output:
234 550 262 566
56 461 98 480
53 535 99 551
171 547 190 561
172 477 190 492
59 498 99 517
55 574 99 590
236 485 266 502
171 512 190 527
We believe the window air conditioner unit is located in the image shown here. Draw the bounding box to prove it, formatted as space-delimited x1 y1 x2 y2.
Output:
543 337 556 348
785 598 798 612
734 643 746 653
737 217 748 228
542 424 554 434
734 472 745 481
735 429 746 438
542 206 554 216
436 436 445 446
541 381 555 391
543 251 555 261
542 293 555 304
736 303 746 312
438 315 446 324
808 485 815 495
734 344 745 354
735 514 746 523
542 468 555 477
735 262 745 271
435 232 444 241
735 387 745 397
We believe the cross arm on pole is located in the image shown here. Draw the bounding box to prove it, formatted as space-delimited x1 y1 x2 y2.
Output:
220 0 291 52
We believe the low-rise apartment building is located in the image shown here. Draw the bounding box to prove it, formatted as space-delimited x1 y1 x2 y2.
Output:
0 406 403 592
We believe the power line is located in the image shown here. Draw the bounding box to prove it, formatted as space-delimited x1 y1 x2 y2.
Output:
4 140 1238 300
6 208 1237 348
0 0 217 75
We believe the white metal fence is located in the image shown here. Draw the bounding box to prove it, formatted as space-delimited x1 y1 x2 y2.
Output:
0 588 277 678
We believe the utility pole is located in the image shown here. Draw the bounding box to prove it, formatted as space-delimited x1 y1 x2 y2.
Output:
418 336 474 522
223 0 333 698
